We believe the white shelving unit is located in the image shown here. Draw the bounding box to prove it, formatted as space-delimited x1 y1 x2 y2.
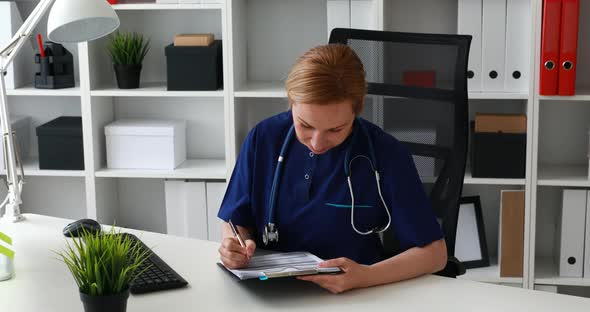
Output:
4 0 589 294
530 0 590 291
111 3 223 10
90 82 225 98
6 83 82 96
535 258 590 287
95 159 226 179
459 257 523 284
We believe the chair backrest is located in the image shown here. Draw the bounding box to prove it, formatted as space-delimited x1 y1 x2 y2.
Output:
329 28 471 257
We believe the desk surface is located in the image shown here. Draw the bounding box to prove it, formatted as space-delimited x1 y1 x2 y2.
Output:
0 214 589 312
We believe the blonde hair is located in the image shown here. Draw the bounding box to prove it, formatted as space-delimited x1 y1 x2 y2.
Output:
285 44 367 115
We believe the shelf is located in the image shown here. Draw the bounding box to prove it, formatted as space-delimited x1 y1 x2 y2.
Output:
468 92 529 100
421 169 525 185
234 81 286 98
90 82 224 97
535 257 590 286
0 158 85 177
5 83 81 97
537 164 590 187
539 91 590 101
458 257 523 284
463 168 526 185
95 159 226 179
235 81 528 100
234 81 529 100
111 2 222 11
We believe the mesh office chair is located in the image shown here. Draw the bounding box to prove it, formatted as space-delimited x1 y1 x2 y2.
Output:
329 28 471 278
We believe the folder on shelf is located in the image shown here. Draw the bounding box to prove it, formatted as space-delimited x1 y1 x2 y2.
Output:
540 0 562 95
164 180 208 240
504 0 531 93
350 0 377 30
557 0 580 96
481 0 506 92
585 190 590 278
458 0 483 92
327 0 350 40
499 190 525 277
556 189 587 278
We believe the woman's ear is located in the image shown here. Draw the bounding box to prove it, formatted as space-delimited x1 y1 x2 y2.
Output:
355 97 366 116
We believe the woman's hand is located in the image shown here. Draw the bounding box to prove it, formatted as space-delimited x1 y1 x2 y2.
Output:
297 257 371 294
218 237 256 269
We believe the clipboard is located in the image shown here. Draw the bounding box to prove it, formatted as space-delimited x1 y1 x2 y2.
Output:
218 251 342 281
258 266 341 280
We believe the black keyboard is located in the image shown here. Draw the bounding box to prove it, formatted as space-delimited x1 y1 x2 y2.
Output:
123 233 189 294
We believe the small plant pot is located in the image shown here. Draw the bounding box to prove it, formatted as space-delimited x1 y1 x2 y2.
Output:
114 64 142 89
80 289 130 312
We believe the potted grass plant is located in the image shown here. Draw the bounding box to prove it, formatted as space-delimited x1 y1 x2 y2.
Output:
107 31 150 89
0 231 14 281
57 227 151 312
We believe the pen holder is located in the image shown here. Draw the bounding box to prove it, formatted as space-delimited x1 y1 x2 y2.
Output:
34 42 75 89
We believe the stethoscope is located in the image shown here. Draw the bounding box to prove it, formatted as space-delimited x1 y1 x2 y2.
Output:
262 118 392 247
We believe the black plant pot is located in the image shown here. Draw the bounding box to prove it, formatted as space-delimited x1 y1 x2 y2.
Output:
114 64 142 89
80 289 130 312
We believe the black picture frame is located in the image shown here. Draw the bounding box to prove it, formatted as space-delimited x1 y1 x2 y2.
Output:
455 196 489 269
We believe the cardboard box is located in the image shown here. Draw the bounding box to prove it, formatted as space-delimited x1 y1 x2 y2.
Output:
474 113 527 134
499 190 525 277
174 34 214 47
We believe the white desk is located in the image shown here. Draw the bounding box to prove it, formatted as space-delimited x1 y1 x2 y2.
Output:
0 214 589 312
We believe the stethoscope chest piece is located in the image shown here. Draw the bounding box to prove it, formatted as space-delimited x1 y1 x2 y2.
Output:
263 223 279 248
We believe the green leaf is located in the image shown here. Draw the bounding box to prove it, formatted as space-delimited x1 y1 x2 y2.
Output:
107 31 151 65
55 226 152 296
0 231 12 245
0 245 14 260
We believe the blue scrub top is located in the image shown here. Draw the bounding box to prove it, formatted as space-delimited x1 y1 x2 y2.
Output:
218 111 443 265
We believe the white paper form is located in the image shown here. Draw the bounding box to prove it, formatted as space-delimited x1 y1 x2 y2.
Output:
222 252 341 280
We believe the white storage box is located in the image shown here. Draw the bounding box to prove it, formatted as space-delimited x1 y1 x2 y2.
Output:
0 115 31 170
105 119 186 170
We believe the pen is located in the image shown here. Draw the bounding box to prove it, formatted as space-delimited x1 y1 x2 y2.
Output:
228 219 245 248
37 34 45 58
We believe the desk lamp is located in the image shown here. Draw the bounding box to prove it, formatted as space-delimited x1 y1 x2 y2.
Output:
0 0 119 222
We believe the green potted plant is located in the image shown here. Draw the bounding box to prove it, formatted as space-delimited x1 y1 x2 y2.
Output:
0 231 14 281
57 228 151 312
107 31 150 89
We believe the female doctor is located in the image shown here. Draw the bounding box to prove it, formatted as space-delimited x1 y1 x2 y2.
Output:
217 44 447 294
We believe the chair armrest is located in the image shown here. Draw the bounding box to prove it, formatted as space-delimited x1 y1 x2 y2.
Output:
434 256 466 278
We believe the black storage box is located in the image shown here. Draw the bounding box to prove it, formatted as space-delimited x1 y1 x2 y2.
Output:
36 116 84 170
165 40 223 91
470 122 526 178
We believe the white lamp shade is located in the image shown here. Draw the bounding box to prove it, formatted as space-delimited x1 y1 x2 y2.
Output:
47 0 120 43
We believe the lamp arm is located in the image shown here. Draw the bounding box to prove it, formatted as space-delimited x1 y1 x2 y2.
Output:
0 0 56 222
0 0 57 68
